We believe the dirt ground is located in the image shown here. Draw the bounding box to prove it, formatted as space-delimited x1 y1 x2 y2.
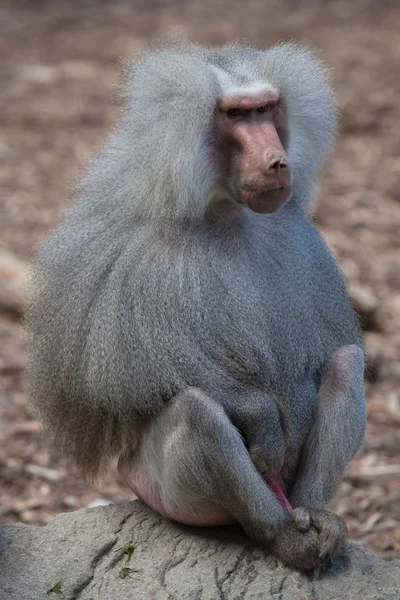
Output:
0 0 399 561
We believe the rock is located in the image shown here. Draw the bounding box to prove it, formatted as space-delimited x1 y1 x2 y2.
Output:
0 251 29 317
86 498 113 508
0 501 399 600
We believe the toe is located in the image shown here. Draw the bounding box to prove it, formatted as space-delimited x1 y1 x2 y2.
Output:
293 507 311 533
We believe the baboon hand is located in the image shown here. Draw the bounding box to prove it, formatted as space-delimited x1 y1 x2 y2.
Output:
272 508 348 571
293 507 348 559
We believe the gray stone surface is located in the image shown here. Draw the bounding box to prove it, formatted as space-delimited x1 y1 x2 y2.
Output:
0 500 399 600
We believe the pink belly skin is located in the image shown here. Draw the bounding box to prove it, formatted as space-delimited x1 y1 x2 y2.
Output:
120 460 292 526
265 477 293 515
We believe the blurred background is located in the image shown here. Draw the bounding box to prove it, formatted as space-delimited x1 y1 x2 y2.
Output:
0 0 399 560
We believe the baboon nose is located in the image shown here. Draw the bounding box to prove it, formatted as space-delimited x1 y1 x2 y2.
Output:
264 152 291 189
265 152 289 173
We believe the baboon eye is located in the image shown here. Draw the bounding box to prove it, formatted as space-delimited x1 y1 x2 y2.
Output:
257 104 270 113
226 107 248 118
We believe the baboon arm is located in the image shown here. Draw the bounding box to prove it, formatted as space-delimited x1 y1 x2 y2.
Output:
289 345 367 509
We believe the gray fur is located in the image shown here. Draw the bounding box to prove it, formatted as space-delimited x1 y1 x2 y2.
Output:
290 345 367 509
117 347 365 570
27 42 366 569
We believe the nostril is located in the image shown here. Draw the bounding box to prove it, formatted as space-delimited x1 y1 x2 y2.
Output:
270 159 281 171
266 154 289 172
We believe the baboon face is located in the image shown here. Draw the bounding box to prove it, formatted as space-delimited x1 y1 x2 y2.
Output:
214 88 291 214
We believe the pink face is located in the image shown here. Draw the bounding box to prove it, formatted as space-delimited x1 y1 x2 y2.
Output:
214 89 292 214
